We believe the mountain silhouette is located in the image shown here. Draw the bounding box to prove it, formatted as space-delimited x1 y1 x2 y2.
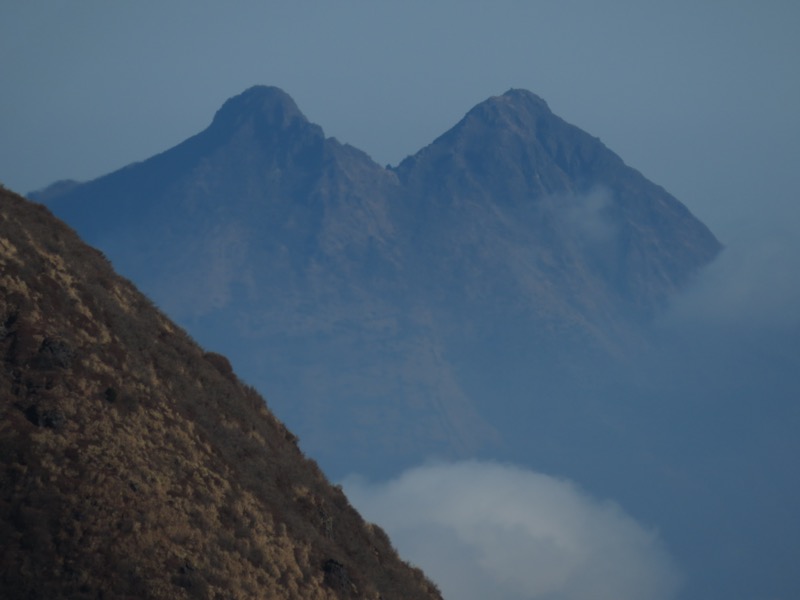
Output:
0 185 443 599
33 85 721 477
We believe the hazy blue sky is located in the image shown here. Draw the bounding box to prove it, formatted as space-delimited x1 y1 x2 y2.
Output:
2 1 799 242
3 4 799 599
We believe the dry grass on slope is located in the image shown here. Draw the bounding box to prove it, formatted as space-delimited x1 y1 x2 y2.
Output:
0 187 442 600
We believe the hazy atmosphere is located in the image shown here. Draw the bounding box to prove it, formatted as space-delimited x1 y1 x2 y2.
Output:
2 3 799 600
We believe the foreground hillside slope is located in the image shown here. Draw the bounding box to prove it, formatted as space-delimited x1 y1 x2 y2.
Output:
0 186 442 600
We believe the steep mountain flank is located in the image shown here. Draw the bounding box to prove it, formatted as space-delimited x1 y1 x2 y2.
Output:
32 86 721 477
395 89 720 315
0 186 442 600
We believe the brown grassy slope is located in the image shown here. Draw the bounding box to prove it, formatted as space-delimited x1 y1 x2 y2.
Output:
0 186 442 600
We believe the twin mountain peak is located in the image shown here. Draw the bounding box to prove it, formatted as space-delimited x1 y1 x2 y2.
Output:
33 86 721 474
32 85 629 206
208 84 553 145
37 83 720 317
196 84 597 183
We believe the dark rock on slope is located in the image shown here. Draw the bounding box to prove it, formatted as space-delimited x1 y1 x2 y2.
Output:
32 86 721 477
0 186 442 600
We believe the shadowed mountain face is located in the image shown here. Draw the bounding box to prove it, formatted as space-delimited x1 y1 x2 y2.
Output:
35 86 721 479
396 89 717 314
0 187 443 600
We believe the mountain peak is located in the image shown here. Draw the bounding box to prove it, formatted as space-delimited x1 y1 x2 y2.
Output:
497 88 551 112
456 88 553 136
209 85 308 133
394 88 573 186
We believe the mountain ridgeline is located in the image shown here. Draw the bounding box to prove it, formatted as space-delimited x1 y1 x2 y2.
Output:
33 86 721 476
0 186 443 599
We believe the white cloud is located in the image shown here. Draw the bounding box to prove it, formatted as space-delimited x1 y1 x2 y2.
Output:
342 460 681 600
663 228 800 330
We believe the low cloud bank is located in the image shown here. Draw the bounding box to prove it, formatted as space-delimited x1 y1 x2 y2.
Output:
343 460 681 600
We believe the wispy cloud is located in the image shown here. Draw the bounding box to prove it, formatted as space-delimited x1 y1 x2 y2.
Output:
343 460 682 600
559 187 617 246
663 227 800 331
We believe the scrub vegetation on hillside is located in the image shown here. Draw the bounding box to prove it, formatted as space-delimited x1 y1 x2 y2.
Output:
0 186 442 600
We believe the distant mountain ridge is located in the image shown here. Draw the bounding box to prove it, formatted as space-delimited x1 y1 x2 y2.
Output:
32 85 721 477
